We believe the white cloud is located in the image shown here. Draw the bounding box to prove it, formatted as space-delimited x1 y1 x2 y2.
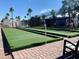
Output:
40 9 51 14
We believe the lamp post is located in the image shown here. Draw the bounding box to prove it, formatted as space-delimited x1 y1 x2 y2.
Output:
41 15 47 36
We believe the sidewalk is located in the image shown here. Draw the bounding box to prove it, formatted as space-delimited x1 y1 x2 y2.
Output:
0 28 5 59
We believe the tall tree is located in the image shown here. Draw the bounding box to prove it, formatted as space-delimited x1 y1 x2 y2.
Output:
15 16 21 27
16 16 21 20
24 16 26 20
15 16 18 19
17 16 21 26
27 8 32 18
9 7 14 27
6 13 10 19
27 8 32 27
17 16 20 20
5 16 8 19
50 9 56 19
1 18 5 22
9 7 14 19
6 13 9 17
60 8 66 17
61 0 79 28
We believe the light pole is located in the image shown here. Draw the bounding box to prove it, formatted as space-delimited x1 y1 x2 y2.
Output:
44 19 47 36
41 15 47 36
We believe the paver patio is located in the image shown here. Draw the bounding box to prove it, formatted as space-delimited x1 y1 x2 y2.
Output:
0 28 79 59
0 27 5 59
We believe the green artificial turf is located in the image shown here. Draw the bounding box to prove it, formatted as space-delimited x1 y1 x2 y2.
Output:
70 28 79 32
3 28 62 51
25 28 79 37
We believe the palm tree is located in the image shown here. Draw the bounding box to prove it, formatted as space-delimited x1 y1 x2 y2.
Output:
24 16 29 27
27 8 32 27
5 16 8 19
6 13 9 16
15 16 21 27
1 18 5 22
15 16 18 19
24 16 26 20
17 16 20 20
50 9 56 19
5 13 9 19
41 15 47 36
27 13 29 16
61 9 66 17
17 16 21 26
27 8 32 18
9 7 14 19
6 13 10 17
9 7 14 27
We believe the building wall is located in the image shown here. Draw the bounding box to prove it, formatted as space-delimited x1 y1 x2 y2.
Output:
1 19 21 27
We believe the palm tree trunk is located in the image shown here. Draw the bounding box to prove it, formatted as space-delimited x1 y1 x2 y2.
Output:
29 13 31 27
68 9 71 30
11 12 13 27
44 20 47 36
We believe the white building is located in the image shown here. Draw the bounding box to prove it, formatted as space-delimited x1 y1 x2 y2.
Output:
2 19 15 27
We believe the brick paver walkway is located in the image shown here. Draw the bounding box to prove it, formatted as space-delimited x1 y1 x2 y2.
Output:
12 41 63 59
0 28 5 59
0 28 13 59
0 27 79 59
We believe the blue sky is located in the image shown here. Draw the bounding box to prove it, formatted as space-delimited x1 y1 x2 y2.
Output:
0 0 62 20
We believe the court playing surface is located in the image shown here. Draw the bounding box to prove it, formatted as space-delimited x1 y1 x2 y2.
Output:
3 28 62 51
25 28 79 37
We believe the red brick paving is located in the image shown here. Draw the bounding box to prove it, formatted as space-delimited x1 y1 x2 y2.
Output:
0 28 5 59
0 28 13 59
11 41 63 59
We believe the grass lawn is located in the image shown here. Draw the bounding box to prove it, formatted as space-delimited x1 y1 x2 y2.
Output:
24 28 79 38
3 28 62 51
70 28 79 32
